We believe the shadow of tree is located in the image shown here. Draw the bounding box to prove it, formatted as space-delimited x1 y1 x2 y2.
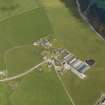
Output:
59 0 84 22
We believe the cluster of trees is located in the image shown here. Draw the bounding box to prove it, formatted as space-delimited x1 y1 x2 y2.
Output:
95 0 105 10
0 0 19 12
78 0 105 12
78 0 105 36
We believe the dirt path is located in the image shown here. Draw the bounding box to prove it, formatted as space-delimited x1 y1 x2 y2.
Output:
0 60 47 82
55 69 76 105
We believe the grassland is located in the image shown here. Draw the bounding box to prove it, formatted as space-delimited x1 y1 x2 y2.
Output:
0 7 52 70
0 0 105 105
0 69 72 105
39 0 105 105
6 45 43 77
10 67 72 105
0 0 73 105
0 0 39 21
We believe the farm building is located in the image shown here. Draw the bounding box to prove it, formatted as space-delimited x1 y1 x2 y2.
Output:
33 38 52 48
96 94 105 105
53 48 90 79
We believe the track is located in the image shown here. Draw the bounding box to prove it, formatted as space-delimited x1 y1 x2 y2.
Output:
0 60 47 82
55 70 76 105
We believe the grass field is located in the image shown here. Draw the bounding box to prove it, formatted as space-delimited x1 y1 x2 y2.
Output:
10 67 72 105
0 0 72 105
0 7 52 70
0 0 105 105
0 66 73 105
0 0 39 21
39 0 105 105
6 45 43 76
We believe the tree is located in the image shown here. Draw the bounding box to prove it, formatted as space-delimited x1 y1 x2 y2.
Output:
0 0 19 12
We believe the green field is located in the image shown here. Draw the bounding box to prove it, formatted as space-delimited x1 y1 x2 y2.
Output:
0 0 39 21
0 0 72 105
39 0 105 105
6 45 43 76
0 7 52 70
0 0 105 105
10 68 72 105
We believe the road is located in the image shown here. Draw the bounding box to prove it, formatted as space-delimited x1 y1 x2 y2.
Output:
0 60 47 82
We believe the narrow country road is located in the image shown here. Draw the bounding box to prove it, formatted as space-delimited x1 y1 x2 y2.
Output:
0 60 47 82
